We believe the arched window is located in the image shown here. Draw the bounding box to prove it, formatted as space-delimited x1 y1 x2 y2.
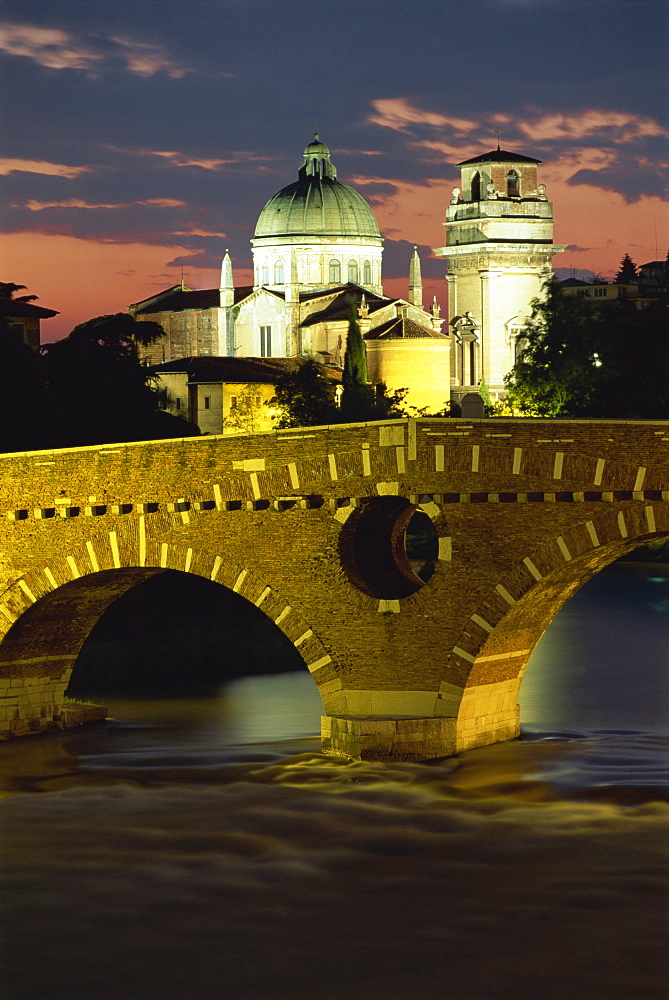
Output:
274 260 284 284
470 172 481 201
507 170 519 197
261 265 269 285
348 260 358 284
363 260 372 285
329 259 341 283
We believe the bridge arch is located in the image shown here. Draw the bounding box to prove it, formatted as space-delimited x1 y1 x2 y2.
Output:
450 503 669 751
0 524 340 739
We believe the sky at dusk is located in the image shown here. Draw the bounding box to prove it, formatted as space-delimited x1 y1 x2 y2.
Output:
1 0 667 341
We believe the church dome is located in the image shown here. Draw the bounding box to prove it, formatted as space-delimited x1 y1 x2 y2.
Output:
254 135 381 240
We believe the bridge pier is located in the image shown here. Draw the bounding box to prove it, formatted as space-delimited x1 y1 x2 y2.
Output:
322 715 458 761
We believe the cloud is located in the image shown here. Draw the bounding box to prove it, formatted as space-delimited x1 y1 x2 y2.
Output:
369 98 478 135
365 98 669 203
517 110 669 144
151 151 236 170
0 23 102 70
0 158 90 178
0 21 192 77
104 35 191 78
17 197 187 211
148 150 273 170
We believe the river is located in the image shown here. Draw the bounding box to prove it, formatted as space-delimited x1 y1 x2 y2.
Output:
1 563 668 1000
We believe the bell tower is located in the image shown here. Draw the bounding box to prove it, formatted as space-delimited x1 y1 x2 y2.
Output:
434 148 565 402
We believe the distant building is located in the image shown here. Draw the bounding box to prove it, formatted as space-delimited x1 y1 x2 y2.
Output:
559 268 668 309
0 298 58 350
434 147 565 402
130 135 448 413
152 355 341 436
132 134 568 412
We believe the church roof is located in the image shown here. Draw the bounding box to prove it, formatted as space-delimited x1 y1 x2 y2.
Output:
299 286 391 326
254 135 381 240
364 316 448 340
130 285 253 314
458 148 542 166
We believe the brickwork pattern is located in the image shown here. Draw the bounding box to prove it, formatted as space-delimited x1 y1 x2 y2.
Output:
1 417 668 757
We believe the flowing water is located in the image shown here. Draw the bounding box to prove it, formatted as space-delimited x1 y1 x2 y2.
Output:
1 564 668 1000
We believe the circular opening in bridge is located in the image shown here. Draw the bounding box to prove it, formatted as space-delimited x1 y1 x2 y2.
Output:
338 496 438 599
405 510 439 584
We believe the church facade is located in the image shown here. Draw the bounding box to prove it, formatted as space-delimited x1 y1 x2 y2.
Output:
130 135 562 415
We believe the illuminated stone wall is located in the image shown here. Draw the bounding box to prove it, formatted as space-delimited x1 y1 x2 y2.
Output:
1 417 668 759
365 340 451 413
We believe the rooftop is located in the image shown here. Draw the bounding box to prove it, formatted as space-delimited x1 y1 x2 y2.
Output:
458 148 542 166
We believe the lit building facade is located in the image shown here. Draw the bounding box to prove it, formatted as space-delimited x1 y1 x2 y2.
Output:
434 148 565 402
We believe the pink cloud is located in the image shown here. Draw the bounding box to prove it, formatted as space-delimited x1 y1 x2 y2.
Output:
106 35 192 79
151 151 237 170
0 22 193 77
16 197 187 211
0 23 102 69
369 99 478 135
517 110 669 143
0 158 90 178
173 228 228 238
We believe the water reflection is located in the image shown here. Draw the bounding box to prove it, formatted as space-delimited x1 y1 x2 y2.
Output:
520 563 669 733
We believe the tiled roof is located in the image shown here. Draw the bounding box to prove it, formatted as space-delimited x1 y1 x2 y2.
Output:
131 285 255 314
151 356 342 385
364 317 447 340
300 286 392 326
458 148 542 166
0 299 58 319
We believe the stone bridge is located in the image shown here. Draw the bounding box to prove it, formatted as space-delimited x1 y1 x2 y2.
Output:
1 416 668 759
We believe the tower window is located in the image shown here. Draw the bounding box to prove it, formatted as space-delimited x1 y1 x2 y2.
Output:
261 265 269 284
260 325 272 357
329 259 341 283
274 260 284 284
204 396 211 410
363 260 372 284
348 260 358 284
471 171 481 201
507 170 520 197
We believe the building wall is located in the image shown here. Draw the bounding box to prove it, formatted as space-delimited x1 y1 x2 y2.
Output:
447 259 552 391
251 237 383 296
155 371 277 435
366 340 451 413
136 308 226 363
234 292 292 357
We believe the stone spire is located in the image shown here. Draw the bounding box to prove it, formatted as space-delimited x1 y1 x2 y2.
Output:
219 250 234 308
430 295 443 333
409 246 423 308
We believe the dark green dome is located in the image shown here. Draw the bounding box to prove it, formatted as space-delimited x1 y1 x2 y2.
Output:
254 135 381 240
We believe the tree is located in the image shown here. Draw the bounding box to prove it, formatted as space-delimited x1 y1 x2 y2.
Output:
266 360 338 429
0 316 59 452
0 281 39 303
226 384 263 434
340 304 372 421
504 281 603 416
504 280 669 418
42 313 197 446
614 253 637 285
